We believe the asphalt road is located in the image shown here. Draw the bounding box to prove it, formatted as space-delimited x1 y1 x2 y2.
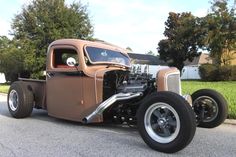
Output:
0 94 236 157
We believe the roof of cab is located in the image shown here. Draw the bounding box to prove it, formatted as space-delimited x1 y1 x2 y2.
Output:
49 39 128 55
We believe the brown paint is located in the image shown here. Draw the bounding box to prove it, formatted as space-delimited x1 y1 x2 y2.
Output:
45 39 129 122
18 78 47 109
156 67 179 91
18 39 178 123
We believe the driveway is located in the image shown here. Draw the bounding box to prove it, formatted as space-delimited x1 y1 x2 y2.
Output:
0 94 236 157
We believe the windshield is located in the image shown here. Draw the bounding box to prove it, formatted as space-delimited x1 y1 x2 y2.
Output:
85 46 130 66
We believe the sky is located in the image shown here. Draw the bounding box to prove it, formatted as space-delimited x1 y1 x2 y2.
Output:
0 0 214 54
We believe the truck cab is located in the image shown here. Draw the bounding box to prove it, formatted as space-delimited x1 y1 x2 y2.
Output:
45 39 131 122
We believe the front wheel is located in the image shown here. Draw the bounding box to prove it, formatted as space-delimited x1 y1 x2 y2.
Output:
192 89 228 128
137 91 196 153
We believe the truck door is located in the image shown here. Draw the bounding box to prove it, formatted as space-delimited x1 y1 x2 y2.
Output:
46 45 83 121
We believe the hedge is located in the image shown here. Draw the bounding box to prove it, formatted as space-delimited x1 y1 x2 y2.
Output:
199 64 236 81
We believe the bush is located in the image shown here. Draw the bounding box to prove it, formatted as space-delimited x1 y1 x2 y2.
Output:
230 65 236 81
199 64 218 81
199 64 236 81
218 65 231 81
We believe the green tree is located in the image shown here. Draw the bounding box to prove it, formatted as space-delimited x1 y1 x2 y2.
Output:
204 0 236 65
11 0 94 78
158 12 205 71
0 36 24 82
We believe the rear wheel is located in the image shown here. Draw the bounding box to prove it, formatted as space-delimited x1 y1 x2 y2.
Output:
137 91 196 153
192 89 228 128
7 81 34 118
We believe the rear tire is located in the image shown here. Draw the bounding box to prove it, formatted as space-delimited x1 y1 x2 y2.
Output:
137 91 196 153
192 89 228 128
7 81 34 118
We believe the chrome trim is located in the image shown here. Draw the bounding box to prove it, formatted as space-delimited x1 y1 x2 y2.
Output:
182 94 192 106
165 72 181 95
144 102 180 144
9 90 19 111
83 92 142 123
193 96 219 122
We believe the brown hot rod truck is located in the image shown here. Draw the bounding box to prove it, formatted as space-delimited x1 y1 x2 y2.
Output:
7 39 228 153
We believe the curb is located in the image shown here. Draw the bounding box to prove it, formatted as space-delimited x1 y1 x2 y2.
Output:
0 93 7 96
0 93 236 125
224 119 236 126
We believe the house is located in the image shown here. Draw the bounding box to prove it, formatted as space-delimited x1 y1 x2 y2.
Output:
232 50 236 65
232 53 236 65
181 53 213 80
128 53 167 78
221 50 236 65
0 73 6 83
128 53 166 65
128 52 213 80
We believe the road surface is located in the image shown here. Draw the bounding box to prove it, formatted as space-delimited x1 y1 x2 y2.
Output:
0 94 236 157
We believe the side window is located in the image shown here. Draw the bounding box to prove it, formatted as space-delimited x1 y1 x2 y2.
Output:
53 48 78 68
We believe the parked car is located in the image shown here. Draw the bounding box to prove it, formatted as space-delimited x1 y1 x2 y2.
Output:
7 39 228 153
0 73 6 83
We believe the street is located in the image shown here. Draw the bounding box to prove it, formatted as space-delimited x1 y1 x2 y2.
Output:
0 94 236 157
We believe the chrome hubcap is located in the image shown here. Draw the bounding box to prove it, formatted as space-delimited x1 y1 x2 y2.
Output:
193 96 219 122
158 119 166 127
9 90 19 111
144 102 180 144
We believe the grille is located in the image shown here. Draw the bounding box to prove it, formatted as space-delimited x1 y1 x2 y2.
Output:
166 73 181 94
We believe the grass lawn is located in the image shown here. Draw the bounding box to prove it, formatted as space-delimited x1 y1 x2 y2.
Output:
1 81 235 119
182 81 236 119
0 84 9 94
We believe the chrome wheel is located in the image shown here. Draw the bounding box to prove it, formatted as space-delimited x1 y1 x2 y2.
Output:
9 90 19 111
193 96 219 122
144 102 180 144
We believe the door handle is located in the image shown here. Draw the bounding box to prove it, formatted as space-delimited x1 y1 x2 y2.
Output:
47 72 54 78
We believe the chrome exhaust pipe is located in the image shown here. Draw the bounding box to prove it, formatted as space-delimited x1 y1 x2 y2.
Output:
83 92 142 123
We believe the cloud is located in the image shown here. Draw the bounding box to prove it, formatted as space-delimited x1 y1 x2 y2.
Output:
16 0 32 5
80 0 174 53
0 18 11 37
193 8 208 17
81 0 213 53
0 0 212 53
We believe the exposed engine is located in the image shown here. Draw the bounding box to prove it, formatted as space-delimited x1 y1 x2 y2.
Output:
103 70 156 124
103 71 155 98
117 73 150 93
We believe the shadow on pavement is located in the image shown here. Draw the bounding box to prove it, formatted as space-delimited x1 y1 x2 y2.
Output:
0 100 139 134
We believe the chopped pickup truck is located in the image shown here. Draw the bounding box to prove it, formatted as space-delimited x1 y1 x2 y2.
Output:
7 39 228 153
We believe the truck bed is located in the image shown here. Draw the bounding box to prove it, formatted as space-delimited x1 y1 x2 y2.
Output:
19 78 46 109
